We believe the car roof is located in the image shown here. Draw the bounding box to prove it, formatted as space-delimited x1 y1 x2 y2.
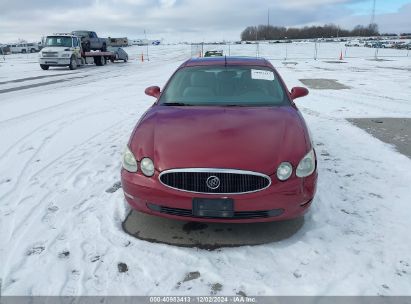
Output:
181 56 273 68
49 34 76 38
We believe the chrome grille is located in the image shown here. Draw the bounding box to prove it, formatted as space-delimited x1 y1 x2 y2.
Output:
147 203 284 219
42 52 58 57
159 169 271 194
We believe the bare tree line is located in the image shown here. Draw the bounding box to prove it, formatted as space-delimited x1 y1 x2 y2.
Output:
241 24 379 41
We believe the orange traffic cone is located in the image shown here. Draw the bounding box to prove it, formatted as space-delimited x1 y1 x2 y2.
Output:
339 50 343 61
141 53 144 62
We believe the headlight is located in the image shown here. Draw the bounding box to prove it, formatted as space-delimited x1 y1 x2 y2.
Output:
122 146 137 173
296 149 316 178
140 157 155 177
277 162 293 181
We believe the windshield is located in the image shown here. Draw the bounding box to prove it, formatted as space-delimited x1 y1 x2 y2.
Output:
45 36 73 47
72 31 90 38
159 66 288 106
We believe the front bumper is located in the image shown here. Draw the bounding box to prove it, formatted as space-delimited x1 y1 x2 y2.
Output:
39 58 71 66
121 168 317 223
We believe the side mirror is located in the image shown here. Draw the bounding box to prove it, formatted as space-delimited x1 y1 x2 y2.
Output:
145 86 161 98
290 87 309 100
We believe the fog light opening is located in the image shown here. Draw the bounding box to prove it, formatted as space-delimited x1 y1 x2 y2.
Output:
147 202 161 212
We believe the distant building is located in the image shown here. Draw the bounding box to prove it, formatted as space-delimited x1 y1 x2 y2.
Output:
400 33 411 39
108 37 128 47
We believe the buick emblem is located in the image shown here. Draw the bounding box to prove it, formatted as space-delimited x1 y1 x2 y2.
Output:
206 176 220 190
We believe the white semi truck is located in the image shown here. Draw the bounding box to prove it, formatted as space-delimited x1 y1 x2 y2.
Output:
39 33 117 70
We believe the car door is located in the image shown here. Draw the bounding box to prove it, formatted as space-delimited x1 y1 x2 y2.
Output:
73 37 81 58
89 32 97 49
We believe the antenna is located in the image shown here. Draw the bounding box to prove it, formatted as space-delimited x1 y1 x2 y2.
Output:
370 0 376 24
267 8 270 27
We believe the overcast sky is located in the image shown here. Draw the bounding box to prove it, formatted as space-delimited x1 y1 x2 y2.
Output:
0 0 410 43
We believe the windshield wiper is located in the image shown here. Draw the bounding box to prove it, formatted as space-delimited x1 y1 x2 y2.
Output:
162 102 192 106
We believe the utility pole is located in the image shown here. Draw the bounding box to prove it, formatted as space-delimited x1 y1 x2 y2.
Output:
144 29 149 61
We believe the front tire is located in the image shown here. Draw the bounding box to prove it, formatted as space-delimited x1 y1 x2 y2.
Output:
69 56 77 70
94 56 105 66
40 64 49 70
101 43 107 52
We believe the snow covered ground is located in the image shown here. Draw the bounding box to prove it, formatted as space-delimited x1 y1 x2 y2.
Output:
0 43 411 296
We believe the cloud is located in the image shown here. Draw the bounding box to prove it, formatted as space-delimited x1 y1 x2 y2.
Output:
0 0 410 43
159 0 177 9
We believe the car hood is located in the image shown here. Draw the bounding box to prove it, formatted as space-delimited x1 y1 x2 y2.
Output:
129 106 311 175
40 47 66 52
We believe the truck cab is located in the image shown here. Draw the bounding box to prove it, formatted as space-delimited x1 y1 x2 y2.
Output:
39 34 82 70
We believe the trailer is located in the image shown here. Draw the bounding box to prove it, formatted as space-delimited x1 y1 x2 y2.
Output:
39 33 124 70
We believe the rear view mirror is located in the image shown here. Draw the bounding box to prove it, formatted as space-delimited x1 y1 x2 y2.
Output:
290 87 309 100
145 86 161 98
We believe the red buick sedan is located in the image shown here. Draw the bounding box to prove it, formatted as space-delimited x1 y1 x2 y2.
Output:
121 57 317 223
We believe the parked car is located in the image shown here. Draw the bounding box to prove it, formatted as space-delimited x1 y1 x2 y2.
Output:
0 44 11 54
393 42 407 49
71 30 107 52
204 50 223 57
382 41 396 48
9 43 28 53
108 47 128 62
121 56 317 223
368 42 384 48
345 40 362 47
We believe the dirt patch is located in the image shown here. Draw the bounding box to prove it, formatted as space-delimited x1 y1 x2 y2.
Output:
323 60 347 64
367 58 393 62
122 210 304 250
210 283 223 294
117 262 128 273
26 246 45 256
106 181 122 193
176 271 201 288
299 78 350 90
377 66 411 72
58 251 70 259
0 75 88 94
0 73 78 85
348 118 411 158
